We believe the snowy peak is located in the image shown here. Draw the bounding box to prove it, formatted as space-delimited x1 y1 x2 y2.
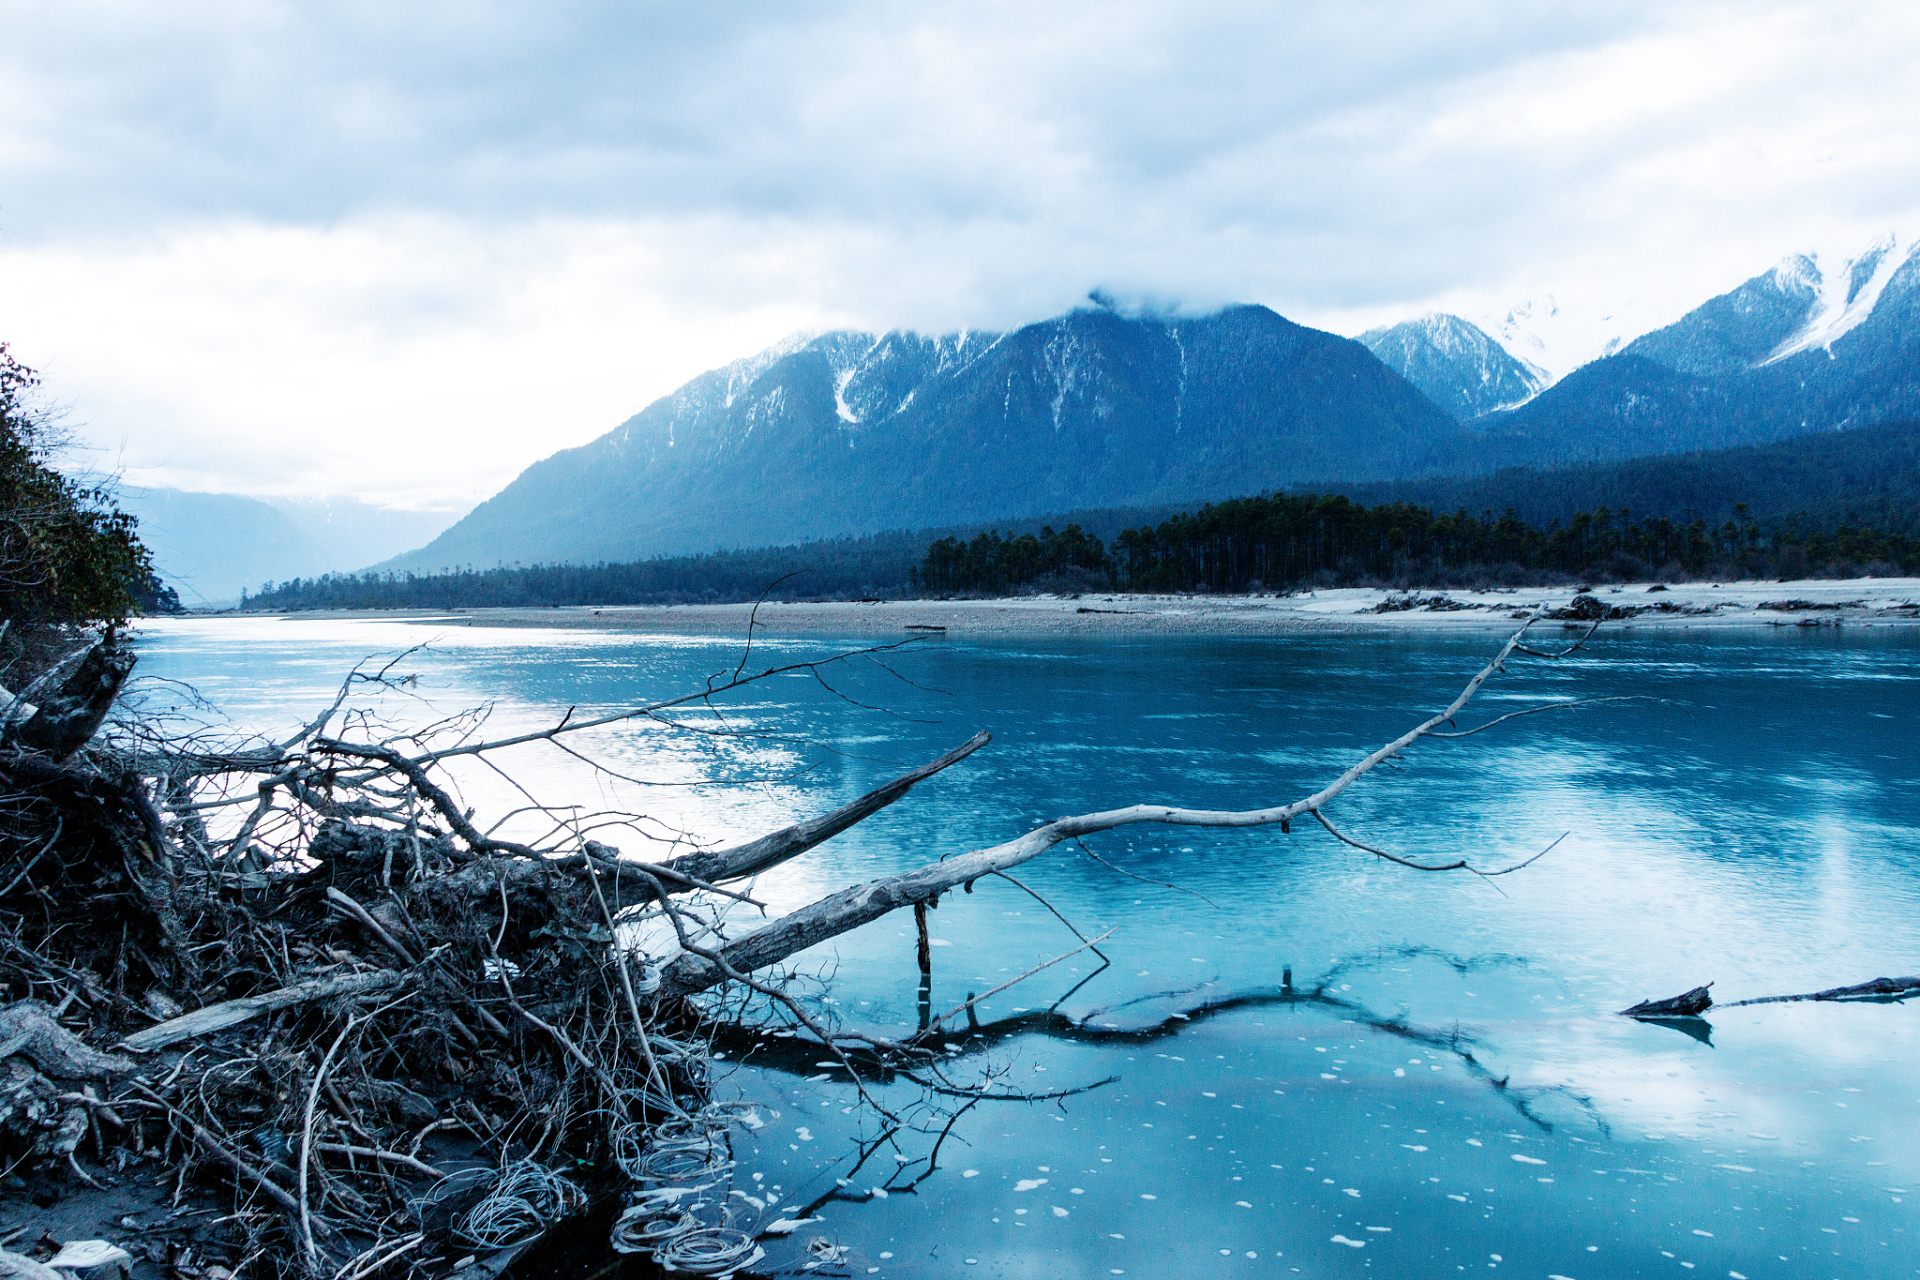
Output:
1359 313 1546 421
1619 255 1825 376
1471 294 1631 384
1763 235 1916 364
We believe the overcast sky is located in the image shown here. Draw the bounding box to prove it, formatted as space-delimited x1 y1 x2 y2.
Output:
3 0 1917 509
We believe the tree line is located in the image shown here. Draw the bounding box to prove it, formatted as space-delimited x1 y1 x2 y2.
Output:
919 493 1919 594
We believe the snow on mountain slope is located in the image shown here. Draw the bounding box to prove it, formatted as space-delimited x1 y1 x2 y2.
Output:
1764 234 1918 363
1358 313 1546 421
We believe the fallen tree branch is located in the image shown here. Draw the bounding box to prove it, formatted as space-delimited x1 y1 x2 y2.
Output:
121 970 407 1053
659 621 1565 1000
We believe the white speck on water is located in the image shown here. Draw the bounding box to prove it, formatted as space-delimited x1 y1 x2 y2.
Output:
1467 1139 1483 1147
1511 1154 1545 1165
1109 1234 1125 1239
1394 1068 1406 1077
1014 1179 1048 1191
795 1127 813 1141
1365 1226 1390 1232
1344 1188 1361 1198
1202 1092 1217 1098
870 1187 888 1199
962 1169 979 1178
1448 1194 1468 1202
1715 1164 1755 1173
1235 1200 1252 1207
1219 1249 1232 1256
1402 1144 1428 1152
1053 1206 1069 1217
930 939 952 946
1071 1188 1084 1194
1140 1193 1157 1200
1330 1235 1365 1248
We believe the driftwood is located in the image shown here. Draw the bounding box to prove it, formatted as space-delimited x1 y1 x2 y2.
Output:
1619 983 1714 1018
0 639 135 760
0 1000 135 1077
121 969 408 1052
1725 974 1920 1005
1621 975 1920 1020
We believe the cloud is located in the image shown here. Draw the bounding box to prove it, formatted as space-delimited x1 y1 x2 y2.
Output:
2 0 1918 503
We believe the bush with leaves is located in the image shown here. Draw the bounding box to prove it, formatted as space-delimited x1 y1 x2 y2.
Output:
1 342 170 682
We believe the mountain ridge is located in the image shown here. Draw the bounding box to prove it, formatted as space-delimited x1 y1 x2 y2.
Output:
383 303 1457 572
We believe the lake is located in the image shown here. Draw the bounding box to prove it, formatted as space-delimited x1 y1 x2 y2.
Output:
130 616 1920 1279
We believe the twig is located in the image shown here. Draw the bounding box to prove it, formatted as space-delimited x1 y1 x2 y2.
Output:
1075 837 1221 907
120 1082 301 1213
917 930 1116 1040
311 1144 445 1180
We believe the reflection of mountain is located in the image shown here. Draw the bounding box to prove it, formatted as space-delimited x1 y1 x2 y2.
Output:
383 304 1455 570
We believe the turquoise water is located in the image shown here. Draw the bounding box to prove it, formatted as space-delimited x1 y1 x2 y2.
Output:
130 617 1920 1278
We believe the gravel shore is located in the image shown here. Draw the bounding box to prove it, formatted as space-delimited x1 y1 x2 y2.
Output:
228 578 1920 638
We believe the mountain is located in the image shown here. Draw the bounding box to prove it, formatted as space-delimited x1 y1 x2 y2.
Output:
117 490 326 605
119 489 467 603
1357 313 1546 421
1451 238 1920 470
1324 416 1920 535
262 497 469 578
385 303 1458 570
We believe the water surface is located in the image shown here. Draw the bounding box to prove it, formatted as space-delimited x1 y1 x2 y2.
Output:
131 617 1920 1278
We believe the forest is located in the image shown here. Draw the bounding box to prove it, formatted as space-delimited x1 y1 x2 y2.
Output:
920 494 1919 594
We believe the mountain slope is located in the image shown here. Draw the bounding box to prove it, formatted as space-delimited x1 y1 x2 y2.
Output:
1358 313 1545 421
388 304 1457 570
1453 240 1920 471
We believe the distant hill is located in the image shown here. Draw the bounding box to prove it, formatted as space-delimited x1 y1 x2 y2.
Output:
381 304 1458 572
119 489 467 603
1324 417 1920 535
1358 313 1545 421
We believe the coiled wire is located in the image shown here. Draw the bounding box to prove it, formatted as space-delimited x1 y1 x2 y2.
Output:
655 1227 762 1276
451 1161 587 1250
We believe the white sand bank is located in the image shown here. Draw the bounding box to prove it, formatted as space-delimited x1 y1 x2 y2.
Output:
251 578 1920 638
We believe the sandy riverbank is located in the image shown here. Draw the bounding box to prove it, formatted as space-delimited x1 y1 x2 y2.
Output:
227 578 1920 638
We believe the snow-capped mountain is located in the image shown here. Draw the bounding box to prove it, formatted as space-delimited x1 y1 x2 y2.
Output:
1456 235 1920 467
385 304 1455 569
1357 313 1547 421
